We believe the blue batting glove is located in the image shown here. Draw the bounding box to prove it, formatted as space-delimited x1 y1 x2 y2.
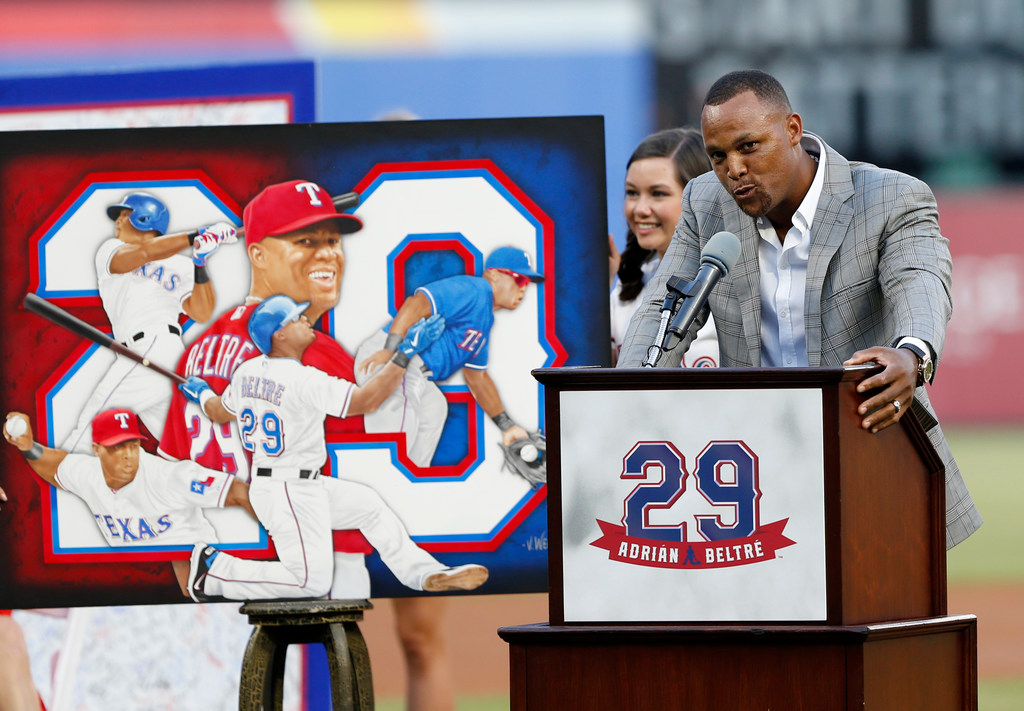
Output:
179 376 212 405
398 313 446 356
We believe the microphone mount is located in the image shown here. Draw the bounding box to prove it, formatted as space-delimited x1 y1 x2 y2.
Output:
642 275 696 368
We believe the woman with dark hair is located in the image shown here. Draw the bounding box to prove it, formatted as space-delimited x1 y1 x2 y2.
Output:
610 127 719 366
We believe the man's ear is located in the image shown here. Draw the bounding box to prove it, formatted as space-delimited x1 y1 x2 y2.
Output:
248 242 265 268
786 111 803 146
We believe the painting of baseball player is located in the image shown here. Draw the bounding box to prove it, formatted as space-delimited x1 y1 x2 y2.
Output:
61 192 237 452
177 295 489 601
3 409 255 595
157 179 376 597
354 246 544 467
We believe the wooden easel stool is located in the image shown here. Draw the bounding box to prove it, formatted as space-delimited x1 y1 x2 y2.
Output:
238 599 374 711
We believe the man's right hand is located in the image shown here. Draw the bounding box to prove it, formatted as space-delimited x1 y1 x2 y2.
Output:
358 349 393 377
3 412 34 451
178 376 212 406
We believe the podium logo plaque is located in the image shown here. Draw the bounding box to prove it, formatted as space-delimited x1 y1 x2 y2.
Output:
560 387 828 623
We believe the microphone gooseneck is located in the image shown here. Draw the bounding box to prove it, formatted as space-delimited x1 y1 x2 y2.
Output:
643 231 741 367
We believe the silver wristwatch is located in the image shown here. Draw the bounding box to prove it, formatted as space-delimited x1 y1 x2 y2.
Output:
898 341 934 386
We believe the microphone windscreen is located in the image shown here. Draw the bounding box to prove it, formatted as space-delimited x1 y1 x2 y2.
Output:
699 231 741 276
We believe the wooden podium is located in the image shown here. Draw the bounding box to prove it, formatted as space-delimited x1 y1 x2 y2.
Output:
498 367 977 710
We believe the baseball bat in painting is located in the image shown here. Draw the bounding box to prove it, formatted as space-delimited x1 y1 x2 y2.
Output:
23 292 186 385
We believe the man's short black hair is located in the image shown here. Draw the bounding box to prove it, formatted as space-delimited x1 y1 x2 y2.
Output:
703 69 793 114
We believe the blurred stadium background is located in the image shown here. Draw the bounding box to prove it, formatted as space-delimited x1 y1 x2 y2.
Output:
2 0 1020 708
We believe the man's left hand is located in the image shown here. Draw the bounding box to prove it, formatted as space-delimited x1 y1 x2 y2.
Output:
399 314 445 356
503 425 529 447
843 346 919 433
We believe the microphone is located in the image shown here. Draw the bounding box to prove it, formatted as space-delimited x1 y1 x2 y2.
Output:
643 231 740 366
667 231 741 344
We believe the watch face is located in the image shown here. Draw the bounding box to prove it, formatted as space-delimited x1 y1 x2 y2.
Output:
901 344 932 384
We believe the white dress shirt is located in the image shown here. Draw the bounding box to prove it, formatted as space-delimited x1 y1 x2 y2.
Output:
757 135 826 367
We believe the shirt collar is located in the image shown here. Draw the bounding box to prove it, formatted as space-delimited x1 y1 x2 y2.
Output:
756 134 827 234
792 134 826 232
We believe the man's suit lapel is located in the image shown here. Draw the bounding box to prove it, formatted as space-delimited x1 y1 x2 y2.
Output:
722 206 763 367
804 137 856 366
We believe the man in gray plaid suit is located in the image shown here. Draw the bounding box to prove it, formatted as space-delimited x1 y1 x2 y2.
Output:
617 69 981 548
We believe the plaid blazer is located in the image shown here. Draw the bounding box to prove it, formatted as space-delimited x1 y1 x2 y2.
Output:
618 133 982 548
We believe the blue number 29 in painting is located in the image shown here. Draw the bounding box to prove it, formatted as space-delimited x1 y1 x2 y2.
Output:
240 407 284 456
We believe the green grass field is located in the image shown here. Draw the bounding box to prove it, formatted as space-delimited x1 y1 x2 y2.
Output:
981 680 1024 711
947 426 1024 711
945 426 1024 584
378 426 1023 710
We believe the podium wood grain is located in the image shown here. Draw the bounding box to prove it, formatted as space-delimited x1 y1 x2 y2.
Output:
500 616 977 711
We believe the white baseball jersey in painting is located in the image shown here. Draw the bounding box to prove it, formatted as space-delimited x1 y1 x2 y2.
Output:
94 238 194 344
61 240 195 452
54 450 232 546
203 355 447 600
221 356 354 471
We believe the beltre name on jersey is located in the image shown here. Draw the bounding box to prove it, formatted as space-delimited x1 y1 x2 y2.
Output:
236 375 285 405
183 332 258 381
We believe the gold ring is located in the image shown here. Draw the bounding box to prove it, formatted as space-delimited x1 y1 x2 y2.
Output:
893 399 902 414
